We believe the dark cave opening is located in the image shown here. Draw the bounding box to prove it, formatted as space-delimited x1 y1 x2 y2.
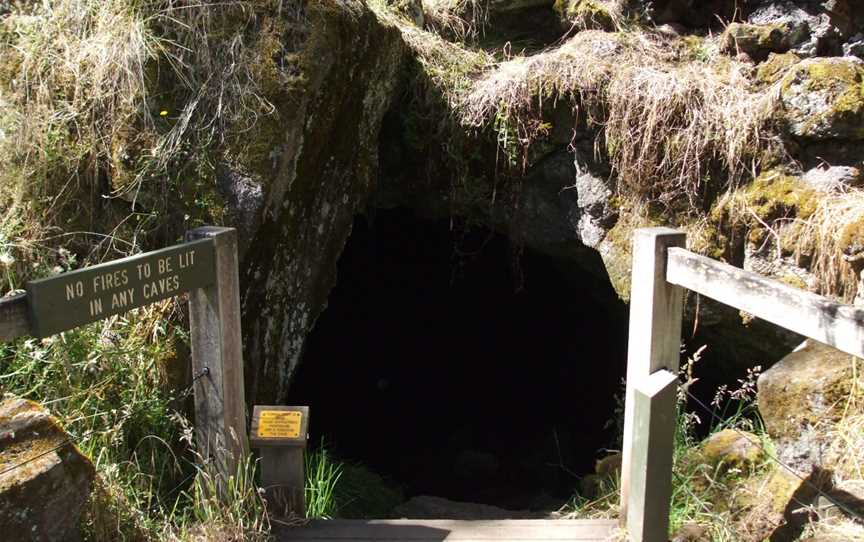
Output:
290 208 628 511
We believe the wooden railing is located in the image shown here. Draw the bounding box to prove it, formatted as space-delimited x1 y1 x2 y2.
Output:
620 228 864 541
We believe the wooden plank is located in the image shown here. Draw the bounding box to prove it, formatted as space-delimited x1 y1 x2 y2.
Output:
186 227 248 477
620 228 685 525
25 238 215 338
625 370 678 542
278 520 619 541
0 293 31 341
666 247 864 359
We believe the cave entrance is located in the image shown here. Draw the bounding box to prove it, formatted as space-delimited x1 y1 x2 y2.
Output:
290 208 628 512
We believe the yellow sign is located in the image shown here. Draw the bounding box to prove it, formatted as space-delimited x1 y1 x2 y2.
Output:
258 410 303 439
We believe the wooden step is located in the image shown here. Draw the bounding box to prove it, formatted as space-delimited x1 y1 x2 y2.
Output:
277 519 619 541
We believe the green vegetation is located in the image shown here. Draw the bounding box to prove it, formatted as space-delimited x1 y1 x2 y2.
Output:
564 348 774 540
0 306 404 539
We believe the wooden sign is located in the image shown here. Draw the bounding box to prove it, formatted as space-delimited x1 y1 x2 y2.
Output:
250 406 309 448
2 227 247 483
25 238 216 337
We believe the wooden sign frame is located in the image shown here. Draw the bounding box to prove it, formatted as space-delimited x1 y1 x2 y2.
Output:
0 226 248 479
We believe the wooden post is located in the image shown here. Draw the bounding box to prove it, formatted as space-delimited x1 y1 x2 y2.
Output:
186 227 248 478
251 406 310 518
620 228 685 536
0 293 31 342
626 369 679 542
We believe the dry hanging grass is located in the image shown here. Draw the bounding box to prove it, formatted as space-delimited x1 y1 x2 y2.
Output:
452 27 775 207
605 61 775 208
421 0 489 43
794 188 864 302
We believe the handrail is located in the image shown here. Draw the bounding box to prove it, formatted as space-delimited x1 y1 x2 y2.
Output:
666 247 864 359
0 293 31 342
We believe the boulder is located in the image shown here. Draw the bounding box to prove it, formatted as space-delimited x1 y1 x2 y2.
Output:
0 398 95 542
779 57 864 141
721 23 788 61
575 166 616 249
747 1 854 57
757 340 858 472
700 429 764 470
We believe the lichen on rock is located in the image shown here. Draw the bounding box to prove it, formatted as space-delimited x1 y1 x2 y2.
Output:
779 57 864 140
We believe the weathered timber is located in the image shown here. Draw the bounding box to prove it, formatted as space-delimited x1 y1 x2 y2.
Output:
261 447 306 518
0 293 30 341
625 370 678 542
620 228 685 527
26 238 215 337
666 247 864 359
187 227 248 475
277 519 619 541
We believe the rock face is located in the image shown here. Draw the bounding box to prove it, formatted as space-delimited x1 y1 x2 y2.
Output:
757 340 858 471
779 57 864 140
239 1 408 403
0 398 94 542
652 0 742 28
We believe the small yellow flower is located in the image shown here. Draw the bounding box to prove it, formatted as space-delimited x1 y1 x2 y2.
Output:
160 110 168 117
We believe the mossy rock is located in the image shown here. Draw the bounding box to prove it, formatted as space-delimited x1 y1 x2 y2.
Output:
756 52 801 86
715 168 818 249
554 0 616 31
757 341 856 442
839 215 864 259
700 429 764 471
721 23 786 61
779 57 864 140
0 398 95 541
597 209 659 302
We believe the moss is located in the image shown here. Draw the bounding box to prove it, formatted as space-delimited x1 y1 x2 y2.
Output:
554 0 615 31
706 169 819 258
839 216 864 256
739 169 818 222
600 207 659 301
700 429 764 470
756 52 800 86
